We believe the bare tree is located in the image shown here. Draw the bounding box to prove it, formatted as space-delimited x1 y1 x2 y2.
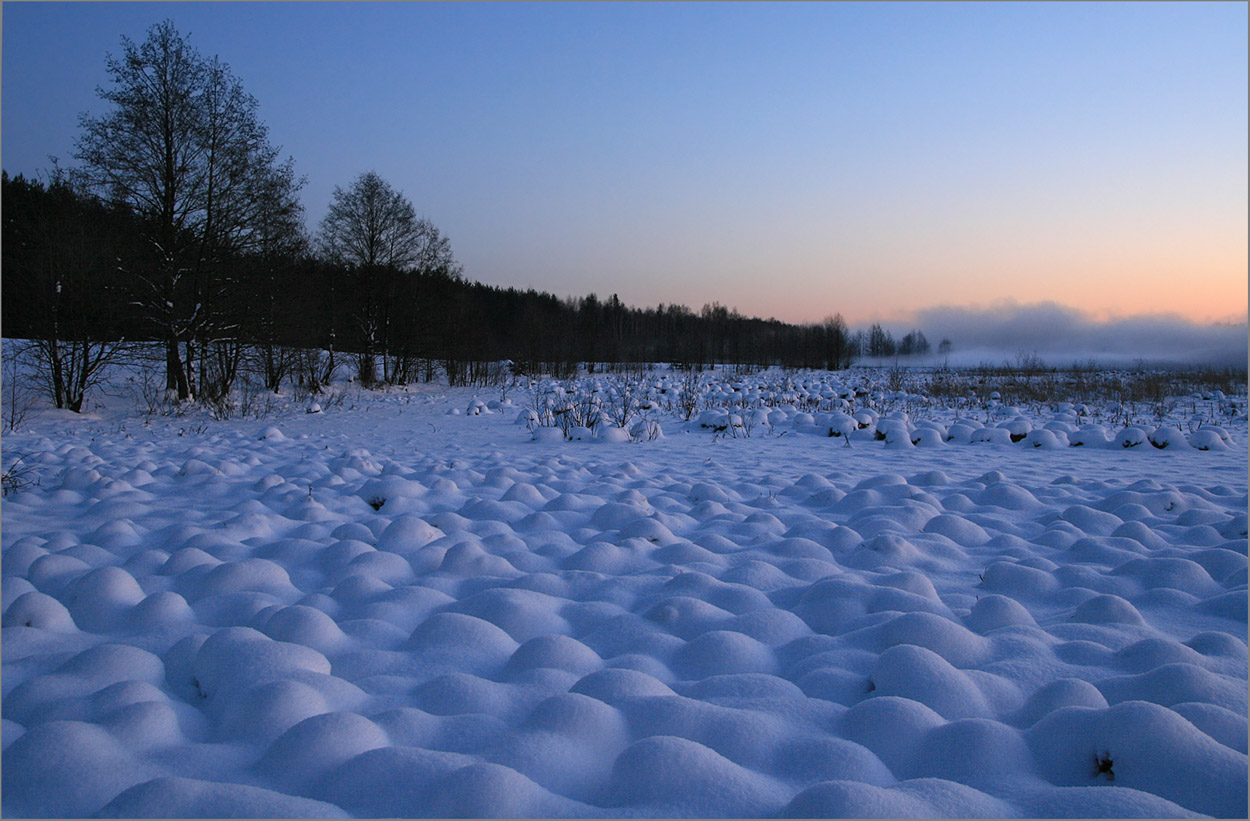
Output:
3 341 42 431
1 171 131 413
823 313 852 370
318 171 460 386
319 171 428 271
242 161 308 393
75 20 300 401
868 323 896 358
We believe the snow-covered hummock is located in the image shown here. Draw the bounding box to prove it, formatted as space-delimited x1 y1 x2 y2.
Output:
1 374 1247 819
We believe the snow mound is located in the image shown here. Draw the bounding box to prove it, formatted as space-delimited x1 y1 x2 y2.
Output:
1 370 1244 818
607 734 790 816
98 776 349 818
1027 700 1248 817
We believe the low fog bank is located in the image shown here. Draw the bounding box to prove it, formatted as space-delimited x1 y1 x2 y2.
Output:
896 302 1247 370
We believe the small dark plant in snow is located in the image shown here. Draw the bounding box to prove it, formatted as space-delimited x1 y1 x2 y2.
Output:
886 365 906 393
526 385 557 432
498 372 519 404
629 418 663 442
318 387 350 412
295 347 338 396
130 361 178 417
740 412 758 438
602 381 643 429
1 452 39 497
239 377 277 419
711 413 748 441
548 382 602 437
205 376 274 421
678 370 703 421
562 394 595 434
3 344 42 432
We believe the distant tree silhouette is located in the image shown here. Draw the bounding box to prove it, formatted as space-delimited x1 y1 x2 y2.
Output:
899 329 930 356
823 314 852 369
318 171 460 386
868 323 896 357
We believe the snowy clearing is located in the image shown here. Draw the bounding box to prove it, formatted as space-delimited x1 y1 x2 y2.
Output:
2 365 1247 818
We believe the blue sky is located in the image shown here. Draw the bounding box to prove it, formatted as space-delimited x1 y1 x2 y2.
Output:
3 1 1246 327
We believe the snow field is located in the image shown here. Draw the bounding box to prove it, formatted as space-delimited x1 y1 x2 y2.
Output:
1 378 1247 818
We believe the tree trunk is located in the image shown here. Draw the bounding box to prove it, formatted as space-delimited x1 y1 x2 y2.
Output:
357 351 376 388
166 338 191 400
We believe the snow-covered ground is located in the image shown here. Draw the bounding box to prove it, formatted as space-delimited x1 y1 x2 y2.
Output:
2 367 1247 818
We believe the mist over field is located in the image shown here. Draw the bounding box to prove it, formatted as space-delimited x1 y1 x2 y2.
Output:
899 302 1248 369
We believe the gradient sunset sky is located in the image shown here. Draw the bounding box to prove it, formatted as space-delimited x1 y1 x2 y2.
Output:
3 1 1246 327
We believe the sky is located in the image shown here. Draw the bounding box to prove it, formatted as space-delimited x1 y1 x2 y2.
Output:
2 1 1247 338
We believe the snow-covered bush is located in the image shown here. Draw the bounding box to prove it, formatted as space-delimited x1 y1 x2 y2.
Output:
1113 427 1150 449
1188 429 1229 451
1069 425 1111 447
1147 426 1188 450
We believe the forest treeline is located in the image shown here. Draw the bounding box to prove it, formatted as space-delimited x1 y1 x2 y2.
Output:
1 20 939 412
1 170 876 375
